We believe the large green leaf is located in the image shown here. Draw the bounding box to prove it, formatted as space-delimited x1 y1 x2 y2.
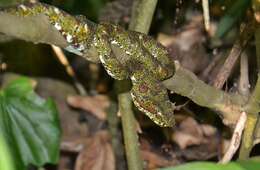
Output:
160 160 260 170
0 77 61 170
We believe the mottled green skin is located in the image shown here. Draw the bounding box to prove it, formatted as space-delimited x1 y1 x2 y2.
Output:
95 23 175 127
1 2 175 127
3 2 96 56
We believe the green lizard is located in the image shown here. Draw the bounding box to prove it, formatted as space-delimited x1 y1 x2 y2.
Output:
0 2 175 127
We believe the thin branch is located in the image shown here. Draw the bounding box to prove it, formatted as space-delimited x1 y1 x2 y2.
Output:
239 75 260 159
238 52 250 97
106 101 126 170
51 45 87 95
252 0 260 69
253 0 260 70
255 27 260 71
245 74 260 114
219 112 247 163
200 51 222 81
237 1 260 160
119 91 143 170
202 0 210 32
253 119 260 145
212 22 255 89
239 113 258 160
251 0 260 150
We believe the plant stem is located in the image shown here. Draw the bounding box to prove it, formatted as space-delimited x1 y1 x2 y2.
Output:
202 0 210 32
238 52 250 97
118 0 158 170
253 0 260 70
212 22 254 89
239 113 258 159
255 27 260 71
220 112 247 163
119 90 143 170
107 101 126 170
252 0 260 148
129 0 158 33
239 75 260 159
238 0 260 160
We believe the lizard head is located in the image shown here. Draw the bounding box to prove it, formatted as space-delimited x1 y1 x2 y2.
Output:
130 74 175 127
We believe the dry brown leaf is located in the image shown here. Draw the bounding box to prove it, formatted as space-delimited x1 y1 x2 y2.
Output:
139 138 180 169
75 131 115 170
67 95 110 120
157 33 175 47
61 138 87 153
201 124 217 137
58 155 73 170
157 14 209 74
172 117 217 149
173 132 202 149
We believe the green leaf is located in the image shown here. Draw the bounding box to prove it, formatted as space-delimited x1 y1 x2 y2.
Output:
0 77 61 170
160 160 260 170
215 0 250 38
0 132 16 170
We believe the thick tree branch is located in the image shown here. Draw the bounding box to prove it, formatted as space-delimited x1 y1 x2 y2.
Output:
0 13 68 47
163 61 247 127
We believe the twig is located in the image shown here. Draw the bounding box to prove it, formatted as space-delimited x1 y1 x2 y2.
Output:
202 0 210 32
238 52 250 97
251 0 260 150
239 74 260 159
253 0 260 70
239 21 260 158
212 22 255 89
219 111 247 163
239 113 258 160
51 45 87 95
119 91 143 170
200 51 222 81
106 101 126 170
255 27 260 71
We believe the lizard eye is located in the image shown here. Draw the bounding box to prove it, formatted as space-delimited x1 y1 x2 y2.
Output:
158 66 169 78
